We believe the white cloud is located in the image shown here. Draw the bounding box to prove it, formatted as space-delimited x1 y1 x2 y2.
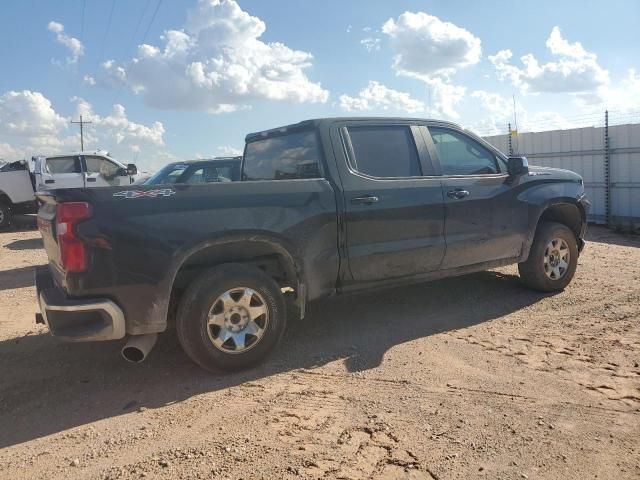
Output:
339 81 425 114
216 145 243 156
468 90 524 135
381 11 481 118
360 37 381 52
382 11 481 79
602 68 640 111
0 90 172 168
47 21 84 64
93 0 328 112
489 27 610 98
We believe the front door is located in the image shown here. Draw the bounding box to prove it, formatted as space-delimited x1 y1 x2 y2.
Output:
83 155 128 187
426 126 529 269
332 122 445 284
39 156 85 189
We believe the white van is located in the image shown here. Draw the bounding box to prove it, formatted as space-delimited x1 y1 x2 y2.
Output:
0 152 137 228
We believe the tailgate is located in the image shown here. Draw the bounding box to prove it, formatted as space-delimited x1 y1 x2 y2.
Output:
36 192 63 271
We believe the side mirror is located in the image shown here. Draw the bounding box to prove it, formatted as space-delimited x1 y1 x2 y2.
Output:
116 167 129 177
127 163 138 176
507 156 529 176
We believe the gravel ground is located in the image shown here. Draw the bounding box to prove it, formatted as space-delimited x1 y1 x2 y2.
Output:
0 219 638 479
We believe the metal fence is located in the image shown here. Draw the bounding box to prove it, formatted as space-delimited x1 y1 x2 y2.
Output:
483 113 640 228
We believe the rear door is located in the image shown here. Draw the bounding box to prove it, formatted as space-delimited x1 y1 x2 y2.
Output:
39 156 84 189
331 121 445 284
426 126 529 268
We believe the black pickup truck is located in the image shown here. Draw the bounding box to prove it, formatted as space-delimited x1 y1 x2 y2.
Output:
36 118 590 371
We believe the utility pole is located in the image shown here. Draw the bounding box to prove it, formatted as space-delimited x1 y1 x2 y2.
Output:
71 115 92 152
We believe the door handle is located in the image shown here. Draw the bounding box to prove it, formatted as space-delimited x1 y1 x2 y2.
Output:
447 189 470 199
44 179 55 184
351 195 379 205
86 177 96 182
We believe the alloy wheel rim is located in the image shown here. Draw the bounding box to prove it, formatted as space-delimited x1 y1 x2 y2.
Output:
206 287 269 354
544 237 570 280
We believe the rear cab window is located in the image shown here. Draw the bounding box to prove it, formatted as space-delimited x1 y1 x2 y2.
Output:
243 130 322 181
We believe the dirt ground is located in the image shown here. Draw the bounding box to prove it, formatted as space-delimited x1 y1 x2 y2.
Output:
0 218 638 480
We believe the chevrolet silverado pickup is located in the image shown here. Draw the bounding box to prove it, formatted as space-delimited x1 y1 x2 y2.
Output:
35 118 590 372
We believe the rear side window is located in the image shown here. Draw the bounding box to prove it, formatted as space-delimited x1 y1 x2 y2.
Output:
45 157 80 174
243 131 322 181
346 125 422 178
184 164 236 184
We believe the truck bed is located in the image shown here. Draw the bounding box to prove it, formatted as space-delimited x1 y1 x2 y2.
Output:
36 180 339 335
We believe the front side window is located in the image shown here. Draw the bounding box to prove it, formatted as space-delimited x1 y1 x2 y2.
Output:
346 125 422 178
45 156 80 174
243 131 322 181
429 128 498 176
84 156 120 179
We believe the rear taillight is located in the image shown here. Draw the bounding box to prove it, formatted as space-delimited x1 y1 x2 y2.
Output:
56 202 91 272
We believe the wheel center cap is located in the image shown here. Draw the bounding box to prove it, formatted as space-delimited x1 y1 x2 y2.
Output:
226 306 249 332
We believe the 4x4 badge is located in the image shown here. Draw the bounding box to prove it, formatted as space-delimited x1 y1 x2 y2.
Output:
113 189 176 199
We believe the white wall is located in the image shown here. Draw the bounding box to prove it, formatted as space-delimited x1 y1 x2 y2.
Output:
484 124 640 226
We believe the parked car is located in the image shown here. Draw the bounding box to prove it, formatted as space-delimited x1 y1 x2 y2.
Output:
35 118 589 372
144 157 241 185
0 152 138 228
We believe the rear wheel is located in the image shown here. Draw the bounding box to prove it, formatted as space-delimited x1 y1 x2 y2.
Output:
176 264 287 372
518 221 579 292
0 203 12 229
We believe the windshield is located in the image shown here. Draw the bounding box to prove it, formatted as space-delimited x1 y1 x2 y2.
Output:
145 163 190 184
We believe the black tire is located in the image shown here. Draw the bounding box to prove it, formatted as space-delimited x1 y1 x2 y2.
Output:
0 203 12 229
176 263 287 372
518 221 579 292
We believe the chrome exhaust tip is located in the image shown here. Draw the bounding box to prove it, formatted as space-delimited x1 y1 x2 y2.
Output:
121 333 158 363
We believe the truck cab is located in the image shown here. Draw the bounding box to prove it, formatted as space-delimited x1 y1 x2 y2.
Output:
34 152 138 190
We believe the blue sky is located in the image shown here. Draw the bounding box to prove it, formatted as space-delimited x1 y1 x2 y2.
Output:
1 0 639 170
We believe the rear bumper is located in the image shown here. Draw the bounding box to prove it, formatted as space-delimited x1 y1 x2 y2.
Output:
35 266 126 342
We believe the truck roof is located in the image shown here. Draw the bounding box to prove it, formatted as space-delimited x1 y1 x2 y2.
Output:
245 117 461 142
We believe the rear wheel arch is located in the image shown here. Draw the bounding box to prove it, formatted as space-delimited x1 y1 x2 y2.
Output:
167 237 305 324
0 191 13 205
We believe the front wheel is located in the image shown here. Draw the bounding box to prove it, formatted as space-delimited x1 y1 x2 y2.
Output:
518 221 579 292
176 264 287 372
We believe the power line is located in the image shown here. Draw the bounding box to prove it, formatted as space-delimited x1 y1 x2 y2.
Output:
79 0 86 43
140 0 163 46
125 0 152 58
98 0 116 64
111 0 162 105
